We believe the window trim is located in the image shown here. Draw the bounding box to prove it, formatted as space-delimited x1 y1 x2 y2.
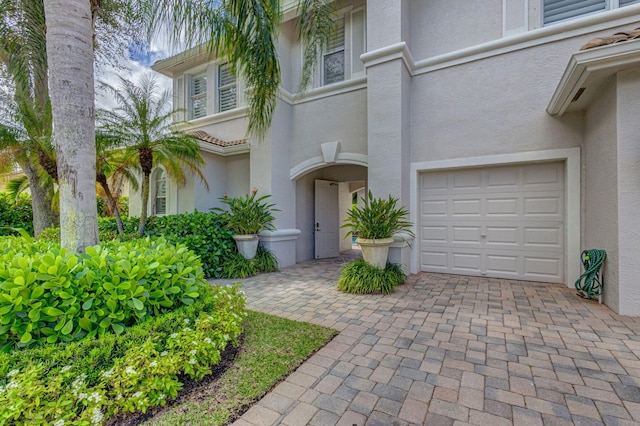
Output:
189 71 208 120
542 0 640 26
217 62 238 113
152 167 167 216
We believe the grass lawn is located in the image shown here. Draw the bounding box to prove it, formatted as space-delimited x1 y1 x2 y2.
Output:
143 310 337 425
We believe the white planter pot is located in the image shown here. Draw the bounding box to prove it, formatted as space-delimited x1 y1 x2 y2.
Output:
233 234 260 260
357 237 395 269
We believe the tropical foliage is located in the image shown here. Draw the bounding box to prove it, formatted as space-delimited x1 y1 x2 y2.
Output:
342 191 414 240
219 245 279 279
0 283 245 425
214 191 278 235
97 76 207 237
0 236 207 350
146 0 335 137
337 259 407 295
0 193 32 236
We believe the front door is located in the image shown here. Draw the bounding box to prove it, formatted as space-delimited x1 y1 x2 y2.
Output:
315 180 340 258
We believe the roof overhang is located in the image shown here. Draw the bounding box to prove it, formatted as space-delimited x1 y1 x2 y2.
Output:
547 39 640 116
151 45 211 78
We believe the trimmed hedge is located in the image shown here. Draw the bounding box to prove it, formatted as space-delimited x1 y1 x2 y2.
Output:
0 283 246 425
0 193 33 237
0 236 207 350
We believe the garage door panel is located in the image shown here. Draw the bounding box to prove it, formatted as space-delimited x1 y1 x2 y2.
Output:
420 162 565 283
452 199 482 216
452 226 482 244
451 252 482 272
422 251 448 269
523 196 562 216
485 226 519 245
486 197 519 216
422 226 448 242
524 226 563 248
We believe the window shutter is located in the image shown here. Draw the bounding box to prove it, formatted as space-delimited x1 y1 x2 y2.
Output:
323 17 345 85
543 0 606 25
175 76 185 121
190 73 207 119
217 63 237 112
351 9 366 75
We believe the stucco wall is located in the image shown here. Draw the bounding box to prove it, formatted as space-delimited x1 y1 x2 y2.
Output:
289 89 368 170
295 165 367 262
410 40 585 163
583 76 619 312
410 0 503 60
616 69 640 316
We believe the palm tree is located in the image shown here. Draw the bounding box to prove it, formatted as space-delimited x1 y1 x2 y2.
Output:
0 0 58 236
147 0 335 138
97 76 208 237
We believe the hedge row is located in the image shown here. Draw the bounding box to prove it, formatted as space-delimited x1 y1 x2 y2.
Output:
0 194 33 237
0 236 207 351
0 283 246 425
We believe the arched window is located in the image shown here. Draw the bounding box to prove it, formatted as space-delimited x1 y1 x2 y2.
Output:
153 169 166 215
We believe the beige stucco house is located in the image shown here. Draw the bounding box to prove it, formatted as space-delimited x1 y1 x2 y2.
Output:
135 0 640 316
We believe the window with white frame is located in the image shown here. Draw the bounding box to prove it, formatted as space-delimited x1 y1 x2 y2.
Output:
543 0 640 25
189 72 207 119
218 63 237 112
153 169 166 215
321 7 366 86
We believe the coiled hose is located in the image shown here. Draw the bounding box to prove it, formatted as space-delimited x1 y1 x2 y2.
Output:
575 249 606 299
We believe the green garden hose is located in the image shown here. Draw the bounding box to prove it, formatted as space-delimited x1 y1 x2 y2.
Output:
575 249 606 299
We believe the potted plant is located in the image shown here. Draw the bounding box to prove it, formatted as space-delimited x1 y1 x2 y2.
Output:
213 190 278 260
342 190 414 269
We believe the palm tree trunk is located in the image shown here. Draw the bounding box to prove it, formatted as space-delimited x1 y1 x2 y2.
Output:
138 172 150 237
19 159 57 237
43 0 99 252
97 175 124 234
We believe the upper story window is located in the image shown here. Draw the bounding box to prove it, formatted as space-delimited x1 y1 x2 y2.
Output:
189 72 207 119
218 63 237 112
321 7 366 87
543 0 640 25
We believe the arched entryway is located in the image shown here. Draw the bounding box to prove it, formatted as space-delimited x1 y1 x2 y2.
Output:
294 164 367 262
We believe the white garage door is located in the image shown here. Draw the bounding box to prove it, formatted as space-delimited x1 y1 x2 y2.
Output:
419 162 565 283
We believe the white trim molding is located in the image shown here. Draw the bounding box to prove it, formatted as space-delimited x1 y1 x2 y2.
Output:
259 228 302 242
409 148 581 289
547 39 640 115
290 153 368 180
278 76 367 106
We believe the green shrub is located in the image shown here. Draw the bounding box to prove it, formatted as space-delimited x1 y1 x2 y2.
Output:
0 284 246 425
219 245 278 279
337 259 406 294
145 211 236 278
0 193 33 237
213 191 278 235
0 236 207 350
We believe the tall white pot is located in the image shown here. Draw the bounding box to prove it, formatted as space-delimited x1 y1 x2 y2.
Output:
357 237 395 269
233 234 260 260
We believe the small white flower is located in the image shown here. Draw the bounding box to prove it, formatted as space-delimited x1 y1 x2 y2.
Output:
204 337 212 344
149 361 158 368
169 333 178 339
190 349 197 356
160 351 168 357
90 408 104 425
183 318 190 324
189 358 197 365
223 334 229 341
77 392 87 400
132 391 142 398
61 365 72 372
158 393 166 400
192 341 198 346
101 369 114 378
6 369 19 377
6 381 18 390
53 420 65 426
125 366 137 375
183 327 192 332
88 392 102 403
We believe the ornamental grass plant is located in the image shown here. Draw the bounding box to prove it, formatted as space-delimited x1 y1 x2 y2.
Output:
213 191 278 235
341 190 414 240
337 259 407 294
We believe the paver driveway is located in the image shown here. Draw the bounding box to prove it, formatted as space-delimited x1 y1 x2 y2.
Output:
220 253 640 426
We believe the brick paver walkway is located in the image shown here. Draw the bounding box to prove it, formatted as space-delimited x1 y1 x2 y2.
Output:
218 252 640 426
